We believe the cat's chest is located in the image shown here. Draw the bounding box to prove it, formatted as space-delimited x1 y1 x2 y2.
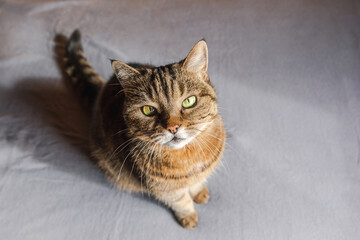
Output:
137 146 221 191
163 147 212 170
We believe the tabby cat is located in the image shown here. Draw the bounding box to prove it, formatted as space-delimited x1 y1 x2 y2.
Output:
64 30 225 229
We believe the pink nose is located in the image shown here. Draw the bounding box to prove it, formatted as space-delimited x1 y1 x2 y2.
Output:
166 124 179 134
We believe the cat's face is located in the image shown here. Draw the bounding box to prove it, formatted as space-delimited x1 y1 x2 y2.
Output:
112 40 218 149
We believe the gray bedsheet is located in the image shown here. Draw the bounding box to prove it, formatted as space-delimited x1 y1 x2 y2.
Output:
1 0 360 239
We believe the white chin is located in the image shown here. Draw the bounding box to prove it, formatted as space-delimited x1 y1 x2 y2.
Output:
164 138 193 150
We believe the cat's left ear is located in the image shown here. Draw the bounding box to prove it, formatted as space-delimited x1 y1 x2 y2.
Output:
182 40 208 80
111 60 140 82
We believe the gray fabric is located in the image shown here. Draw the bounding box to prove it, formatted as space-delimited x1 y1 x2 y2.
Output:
1 0 360 239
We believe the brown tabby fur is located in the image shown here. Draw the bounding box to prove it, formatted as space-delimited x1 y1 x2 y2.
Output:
64 30 225 229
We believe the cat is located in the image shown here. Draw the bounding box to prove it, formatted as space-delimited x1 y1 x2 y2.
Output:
63 30 226 229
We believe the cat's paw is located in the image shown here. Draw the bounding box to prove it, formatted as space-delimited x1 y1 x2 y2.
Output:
193 186 209 204
177 212 198 229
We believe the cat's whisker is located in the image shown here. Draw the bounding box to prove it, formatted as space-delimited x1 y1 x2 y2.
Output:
197 136 228 176
197 136 224 175
108 137 137 161
200 132 233 170
192 126 231 148
157 144 163 179
116 140 143 181
199 130 242 160
145 143 157 197
199 134 222 156
193 138 207 165
191 128 233 175
140 147 151 188
152 146 158 179
197 134 230 175
111 128 130 137
140 142 156 194
129 141 148 177
196 136 217 159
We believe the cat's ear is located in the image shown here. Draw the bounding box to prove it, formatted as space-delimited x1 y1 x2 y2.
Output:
111 60 140 81
182 40 208 80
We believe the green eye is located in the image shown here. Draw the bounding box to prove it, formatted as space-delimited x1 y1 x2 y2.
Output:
141 105 156 116
182 96 197 109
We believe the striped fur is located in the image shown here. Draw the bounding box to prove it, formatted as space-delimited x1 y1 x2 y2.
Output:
65 30 226 229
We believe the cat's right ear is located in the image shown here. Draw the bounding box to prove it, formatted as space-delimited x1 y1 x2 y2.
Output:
182 40 208 80
111 60 140 82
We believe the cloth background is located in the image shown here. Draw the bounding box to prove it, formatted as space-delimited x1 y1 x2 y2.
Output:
1 0 360 239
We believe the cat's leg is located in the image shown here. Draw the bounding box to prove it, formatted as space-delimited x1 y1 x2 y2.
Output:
189 182 209 204
155 188 198 229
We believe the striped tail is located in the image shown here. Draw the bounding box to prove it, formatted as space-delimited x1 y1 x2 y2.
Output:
64 30 105 110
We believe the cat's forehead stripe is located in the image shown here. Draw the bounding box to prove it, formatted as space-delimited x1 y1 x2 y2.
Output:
167 67 175 97
149 69 159 97
145 67 174 103
157 68 170 102
178 79 185 96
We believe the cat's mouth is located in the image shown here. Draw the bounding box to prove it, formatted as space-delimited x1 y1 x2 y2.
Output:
163 135 191 149
170 136 186 143
160 128 196 150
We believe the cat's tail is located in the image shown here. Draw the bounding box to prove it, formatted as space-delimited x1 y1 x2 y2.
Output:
64 29 105 110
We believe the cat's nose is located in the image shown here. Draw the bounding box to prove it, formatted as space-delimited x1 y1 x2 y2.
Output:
166 124 180 134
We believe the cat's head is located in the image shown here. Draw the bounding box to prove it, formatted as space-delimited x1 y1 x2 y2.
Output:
111 40 218 150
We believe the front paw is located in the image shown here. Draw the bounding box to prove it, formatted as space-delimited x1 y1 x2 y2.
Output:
176 212 198 229
193 186 209 204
